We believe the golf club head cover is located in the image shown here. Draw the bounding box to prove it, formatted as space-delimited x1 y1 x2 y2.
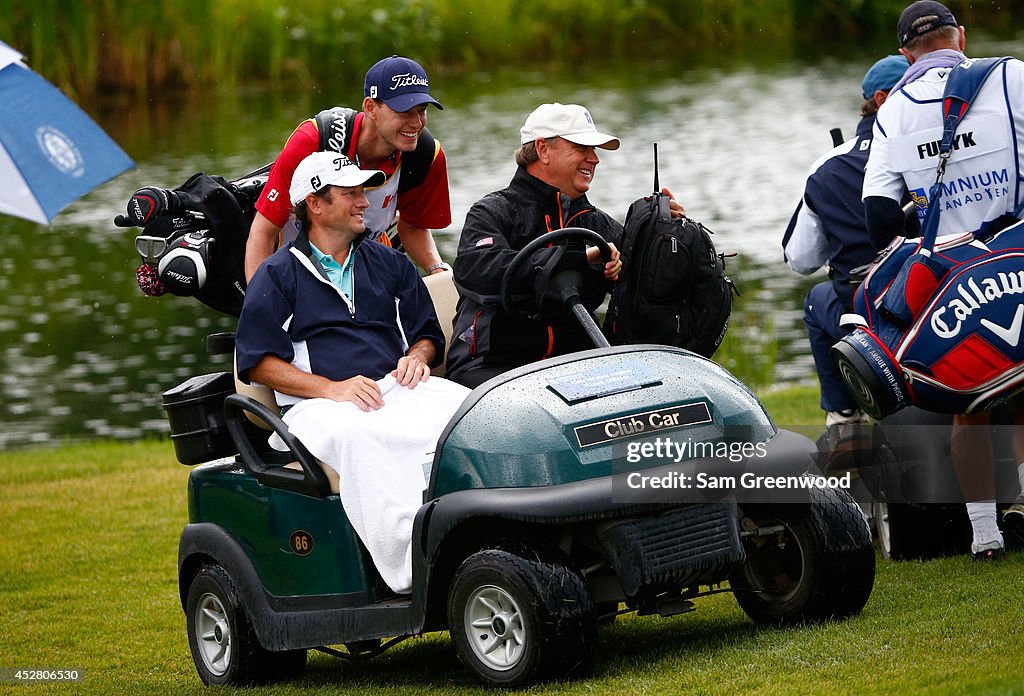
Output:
136 262 166 296
125 187 183 226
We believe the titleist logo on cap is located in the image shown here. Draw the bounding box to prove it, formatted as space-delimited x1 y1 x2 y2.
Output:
390 73 429 91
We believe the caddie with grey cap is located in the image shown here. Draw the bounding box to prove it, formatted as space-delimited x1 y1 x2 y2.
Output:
289 152 386 205
520 103 620 150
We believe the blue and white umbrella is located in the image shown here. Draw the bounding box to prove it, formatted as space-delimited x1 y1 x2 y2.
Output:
0 40 133 224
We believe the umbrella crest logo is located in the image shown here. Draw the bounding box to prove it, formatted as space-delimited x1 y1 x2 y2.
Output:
35 125 84 177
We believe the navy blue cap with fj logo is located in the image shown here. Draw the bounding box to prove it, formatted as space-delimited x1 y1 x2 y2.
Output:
363 55 443 112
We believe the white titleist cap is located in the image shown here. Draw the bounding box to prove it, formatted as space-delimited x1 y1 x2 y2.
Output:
289 152 385 205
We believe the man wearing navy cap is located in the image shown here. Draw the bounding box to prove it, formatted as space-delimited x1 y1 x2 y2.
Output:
863 0 1024 560
245 55 452 280
783 54 910 461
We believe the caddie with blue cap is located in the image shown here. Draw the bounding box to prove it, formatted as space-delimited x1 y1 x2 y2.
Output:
364 55 443 112
781 51 915 463
861 55 910 99
246 54 452 282
859 0 1024 562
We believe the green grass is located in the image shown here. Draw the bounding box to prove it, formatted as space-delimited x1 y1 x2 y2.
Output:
2 391 1022 695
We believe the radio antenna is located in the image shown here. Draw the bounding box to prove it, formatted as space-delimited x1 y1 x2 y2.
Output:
653 142 660 193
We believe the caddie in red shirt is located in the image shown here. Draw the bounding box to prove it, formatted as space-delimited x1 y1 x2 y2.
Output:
245 55 452 281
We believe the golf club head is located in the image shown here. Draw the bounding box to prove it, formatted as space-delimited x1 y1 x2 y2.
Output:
135 235 169 264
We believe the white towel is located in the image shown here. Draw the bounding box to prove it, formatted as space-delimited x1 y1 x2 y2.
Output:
271 375 470 593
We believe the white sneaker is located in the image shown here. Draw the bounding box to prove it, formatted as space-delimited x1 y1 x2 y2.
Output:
826 408 869 428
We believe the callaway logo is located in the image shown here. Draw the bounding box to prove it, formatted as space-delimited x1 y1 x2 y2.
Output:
930 271 1024 341
389 73 428 91
981 305 1024 347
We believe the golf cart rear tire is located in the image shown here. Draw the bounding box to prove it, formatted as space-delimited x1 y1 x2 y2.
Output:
731 484 875 624
185 563 306 686
448 546 596 687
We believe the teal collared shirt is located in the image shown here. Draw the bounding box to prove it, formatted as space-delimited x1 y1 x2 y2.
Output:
309 241 355 303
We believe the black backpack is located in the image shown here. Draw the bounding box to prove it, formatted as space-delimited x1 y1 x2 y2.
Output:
603 190 736 357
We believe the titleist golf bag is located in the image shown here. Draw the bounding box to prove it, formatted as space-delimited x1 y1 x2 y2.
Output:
831 57 1024 419
115 168 267 317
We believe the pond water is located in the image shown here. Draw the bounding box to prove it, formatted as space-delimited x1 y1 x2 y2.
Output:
3 37 1020 448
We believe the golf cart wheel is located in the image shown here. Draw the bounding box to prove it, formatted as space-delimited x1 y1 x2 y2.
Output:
448 546 596 687
731 484 875 625
185 564 306 686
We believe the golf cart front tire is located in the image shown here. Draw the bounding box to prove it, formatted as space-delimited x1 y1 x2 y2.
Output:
447 546 596 687
731 484 875 624
185 563 306 686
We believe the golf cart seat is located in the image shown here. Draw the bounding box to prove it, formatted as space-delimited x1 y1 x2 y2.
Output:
227 269 459 496
421 268 457 375
231 353 343 494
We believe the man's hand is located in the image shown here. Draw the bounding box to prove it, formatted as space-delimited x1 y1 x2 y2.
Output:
392 337 436 388
396 219 445 275
323 376 385 411
661 187 686 219
587 242 622 281
392 354 431 388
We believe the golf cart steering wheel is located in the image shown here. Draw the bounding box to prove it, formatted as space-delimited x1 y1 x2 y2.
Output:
500 227 612 316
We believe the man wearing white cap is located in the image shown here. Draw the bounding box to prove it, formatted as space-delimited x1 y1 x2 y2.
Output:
235 151 469 593
447 103 682 387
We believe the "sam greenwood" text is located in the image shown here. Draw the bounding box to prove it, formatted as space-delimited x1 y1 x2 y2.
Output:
626 471 852 491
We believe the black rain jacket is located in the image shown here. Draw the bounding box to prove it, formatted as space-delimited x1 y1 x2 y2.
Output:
446 166 623 382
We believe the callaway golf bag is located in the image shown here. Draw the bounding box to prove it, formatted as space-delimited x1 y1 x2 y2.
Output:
831 57 1024 419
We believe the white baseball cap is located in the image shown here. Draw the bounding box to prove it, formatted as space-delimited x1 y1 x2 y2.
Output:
289 152 386 205
520 103 620 150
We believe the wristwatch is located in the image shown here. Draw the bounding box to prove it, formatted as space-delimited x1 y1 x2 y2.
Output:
427 262 452 274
